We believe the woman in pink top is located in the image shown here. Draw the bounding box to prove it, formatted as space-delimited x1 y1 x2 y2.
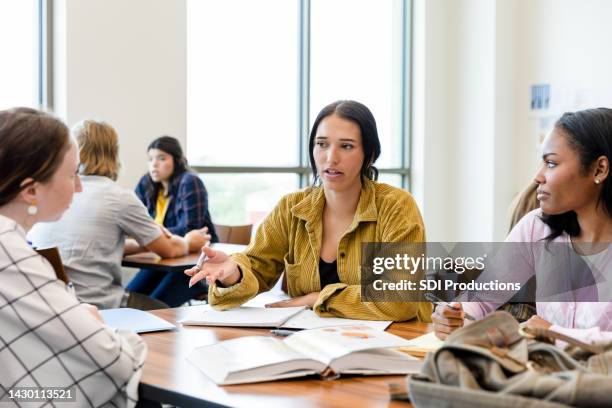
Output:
433 107 612 344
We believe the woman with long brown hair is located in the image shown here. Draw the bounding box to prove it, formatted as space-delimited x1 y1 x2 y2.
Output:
0 108 146 406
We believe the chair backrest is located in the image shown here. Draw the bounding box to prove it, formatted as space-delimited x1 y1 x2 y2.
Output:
35 247 69 284
214 224 253 245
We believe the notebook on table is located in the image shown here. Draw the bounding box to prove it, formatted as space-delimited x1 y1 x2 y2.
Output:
100 308 176 333
187 325 423 385
178 305 392 331
178 305 307 328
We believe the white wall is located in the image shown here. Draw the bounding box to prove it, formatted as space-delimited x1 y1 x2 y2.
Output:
513 0 612 192
413 0 512 242
450 0 497 242
413 0 612 242
53 0 186 189
411 0 454 241
492 0 518 240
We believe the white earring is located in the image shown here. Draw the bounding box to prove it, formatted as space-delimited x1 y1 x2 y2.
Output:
27 203 38 216
595 179 601 185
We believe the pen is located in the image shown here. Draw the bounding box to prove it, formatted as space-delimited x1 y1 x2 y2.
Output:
270 329 298 337
424 293 475 321
188 242 211 288
196 241 211 269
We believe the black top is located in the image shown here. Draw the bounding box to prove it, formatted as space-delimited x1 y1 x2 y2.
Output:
319 258 341 288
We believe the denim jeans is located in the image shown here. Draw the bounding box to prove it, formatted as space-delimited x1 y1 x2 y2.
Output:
126 269 207 307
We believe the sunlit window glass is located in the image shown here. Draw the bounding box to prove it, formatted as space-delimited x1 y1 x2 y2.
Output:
310 0 403 169
0 0 38 110
186 0 299 167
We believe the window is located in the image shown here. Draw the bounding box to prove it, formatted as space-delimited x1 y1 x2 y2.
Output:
187 0 299 168
187 0 412 226
310 0 405 169
0 0 41 110
200 174 298 225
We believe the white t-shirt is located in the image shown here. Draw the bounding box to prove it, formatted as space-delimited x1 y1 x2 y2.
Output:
29 175 162 309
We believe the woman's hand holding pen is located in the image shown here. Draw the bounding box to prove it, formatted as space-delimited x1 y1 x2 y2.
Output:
184 246 241 287
432 302 467 340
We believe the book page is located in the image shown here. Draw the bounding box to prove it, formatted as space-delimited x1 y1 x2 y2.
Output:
284 325 410 366
335 347 423 374
282 309 391 331
240 291 392 330
243 290 290 307
178 305 305 327
397 332 444 354
187 336 324 384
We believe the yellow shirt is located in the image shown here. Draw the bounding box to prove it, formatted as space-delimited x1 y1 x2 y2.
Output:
209 179 432 322
154 192 170 225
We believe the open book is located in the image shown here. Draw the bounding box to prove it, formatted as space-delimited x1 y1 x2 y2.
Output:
397 332 444 356
187 325 422 385
178 305 392 331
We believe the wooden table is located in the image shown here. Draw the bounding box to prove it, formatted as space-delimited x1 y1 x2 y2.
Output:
122 243 247 273
139 307 432 407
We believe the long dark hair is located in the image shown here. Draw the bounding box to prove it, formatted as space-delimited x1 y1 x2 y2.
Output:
308 100 381 185
541 108 612 241
144 136 189 203
0 107 70 206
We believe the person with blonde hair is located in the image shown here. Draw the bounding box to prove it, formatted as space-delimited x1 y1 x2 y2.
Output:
498 180 539 322
509 181 539 231
0 108 146 406
29 119 210 310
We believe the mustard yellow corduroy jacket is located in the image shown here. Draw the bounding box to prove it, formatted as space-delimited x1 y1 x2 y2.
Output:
208 179 432 322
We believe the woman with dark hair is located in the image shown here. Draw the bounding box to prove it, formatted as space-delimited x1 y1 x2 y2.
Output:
185 100 431 321
135 136 217 238
29 121 210 310
0 108 146 406
433 107 612 343
127 135 218 307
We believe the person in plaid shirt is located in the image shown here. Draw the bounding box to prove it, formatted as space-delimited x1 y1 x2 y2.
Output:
0 107 147 407
128 136 217 307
